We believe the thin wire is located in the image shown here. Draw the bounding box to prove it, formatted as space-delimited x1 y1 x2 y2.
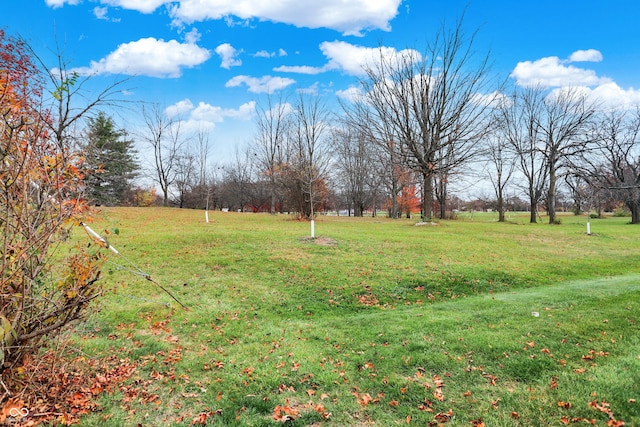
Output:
80 223 189 310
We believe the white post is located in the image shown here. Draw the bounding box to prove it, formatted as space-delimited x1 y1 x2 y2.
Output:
205 210 209 223
310 219 315 239
586 217 591 235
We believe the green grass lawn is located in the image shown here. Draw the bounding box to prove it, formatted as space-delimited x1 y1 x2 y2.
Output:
70 208 639 426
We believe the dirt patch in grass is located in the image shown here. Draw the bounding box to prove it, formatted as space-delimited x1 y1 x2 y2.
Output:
300 236 338 247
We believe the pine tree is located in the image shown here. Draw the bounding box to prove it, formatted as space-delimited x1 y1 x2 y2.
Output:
83 112 139 205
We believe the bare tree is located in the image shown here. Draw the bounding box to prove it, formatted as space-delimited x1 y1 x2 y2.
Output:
330 125 377 216
290 93 331 237
358 17 497 220
538 87 598 223
341 95 405 219
252 92 292 214
584 109 640 223
28 40 131 154
141 104 183 206
220 147 255 212
196 129 212 187
174 151 197 208
496 86 548 223
484 136 516 222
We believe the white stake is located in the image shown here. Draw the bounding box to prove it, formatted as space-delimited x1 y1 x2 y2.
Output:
81 223 119 254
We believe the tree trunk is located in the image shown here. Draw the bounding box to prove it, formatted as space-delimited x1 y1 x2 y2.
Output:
391 180 399 219
628 200 640 224
439 179 447 220
529 190 537 223
497 186 505 222
548 168 557 224
423 172 434 221
270 189 276 215
162 188 169 207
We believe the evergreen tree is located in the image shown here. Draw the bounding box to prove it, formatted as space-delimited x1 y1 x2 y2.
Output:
83 112 139 205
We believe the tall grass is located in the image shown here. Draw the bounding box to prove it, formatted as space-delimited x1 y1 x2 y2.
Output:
72 208 639 426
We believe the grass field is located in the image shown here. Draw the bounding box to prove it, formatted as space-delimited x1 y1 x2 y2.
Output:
68 208 639 426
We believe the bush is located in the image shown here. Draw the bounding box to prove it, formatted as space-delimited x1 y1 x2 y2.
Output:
612 204 631 217
0 30 103 378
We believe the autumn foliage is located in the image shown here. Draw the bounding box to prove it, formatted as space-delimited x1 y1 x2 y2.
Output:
0 28 102 403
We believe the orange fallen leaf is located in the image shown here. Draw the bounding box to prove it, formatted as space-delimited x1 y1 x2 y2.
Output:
557 401 572 409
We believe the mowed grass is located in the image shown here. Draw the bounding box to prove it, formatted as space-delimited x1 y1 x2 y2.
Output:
70 208 639 426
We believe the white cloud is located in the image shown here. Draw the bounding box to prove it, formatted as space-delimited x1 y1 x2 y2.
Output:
471 90 509 108
254 48 287 58
100 0 167 14
225 75 296 93
510 55 610 88
184 28 201 44
275 41 421 78
297 82 320 95
169 0 401 36
93 6 108 19
163 99 256 134
72 37 211 78
254 50 274 58
576 82 640 110
274 65 328 75
93 6 121 22
191 100 256 121
165 99 194 118
215 43 242 69
568 49 603 63
322 41 421 77
45 0 80 7
46 0 400 35
336 86 363 102
511 49 640 110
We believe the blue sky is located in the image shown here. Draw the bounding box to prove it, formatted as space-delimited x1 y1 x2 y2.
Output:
5 0 640 162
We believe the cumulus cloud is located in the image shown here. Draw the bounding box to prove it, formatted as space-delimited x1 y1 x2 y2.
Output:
225 75 296 93
336 86 363 102
71 37 211 78
569 49 603 63
164 99 256 133
575 82 640 110
510 52 610 88
164 99 195 118
323 41 421 76
215 43 242 69
46 0 400 34
511 49 640 109
169 0 401 36
275 41 421 77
